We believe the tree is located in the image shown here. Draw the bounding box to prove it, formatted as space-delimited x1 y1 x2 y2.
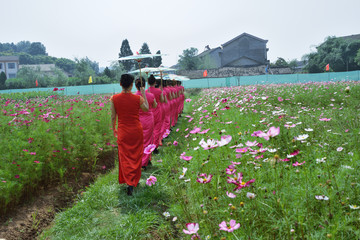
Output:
139 43 152 68
178 48 200 70
110 61 126 82
103 67 113 78
270 57 289 68
55 58 76 74
355 49 360 66
74 58 96 85
0 71 7 89
305 36 360 73
16 41 31 53
153 50 162 67
119 39 134 71
28 42 47 55
198 55 217 69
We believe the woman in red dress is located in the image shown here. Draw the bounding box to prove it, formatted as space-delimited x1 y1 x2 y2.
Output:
110 74 149 196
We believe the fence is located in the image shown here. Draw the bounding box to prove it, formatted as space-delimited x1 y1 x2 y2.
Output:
0 70 359 95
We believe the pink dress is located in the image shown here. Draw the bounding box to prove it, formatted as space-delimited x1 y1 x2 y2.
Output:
163 87 171 132
135 91 155 167
147 87 163 147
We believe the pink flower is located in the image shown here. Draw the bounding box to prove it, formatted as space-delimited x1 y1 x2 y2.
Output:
144 144 156 154
190 127 201 134
173 141 178 146
30 152 36 155
267 126 280 138
278 97 283 102
290 149 300 156
230 172 255 191
245 140 258 147
292 161 305 167
337 147 343 152
34 160 40 163
183 223 199 235
226 165 236 175
102 165 106 170
15 175 20 178
319 118 331 121
180 152 193 161
185 99 192 103
226 191 237 198
199 128 210 134
235 147 248 153
53 87 59 91
219 219 240 232
217 135 232 147
196 173 213 183
146 176 157 186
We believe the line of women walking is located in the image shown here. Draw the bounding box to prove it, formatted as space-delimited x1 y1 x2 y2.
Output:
110 74 185 195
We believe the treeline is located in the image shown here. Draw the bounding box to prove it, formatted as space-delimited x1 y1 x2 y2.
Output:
118 39 162 71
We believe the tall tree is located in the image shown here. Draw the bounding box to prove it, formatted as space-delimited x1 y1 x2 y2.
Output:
0 71 7 89
178 47 200 70
119 39 134 71
28 42 47 55
153 50 162 67
139 43 153 68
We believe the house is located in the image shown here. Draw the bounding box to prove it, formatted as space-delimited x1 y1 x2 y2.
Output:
19 64 70 76
0 56 20 79
198 33 269 68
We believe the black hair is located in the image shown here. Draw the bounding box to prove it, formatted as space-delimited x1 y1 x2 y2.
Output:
135 77 146 91
120 74 134 89
155 79 160 88
148 74 156 85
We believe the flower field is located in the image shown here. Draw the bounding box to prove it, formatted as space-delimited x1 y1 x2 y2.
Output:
158 81 360 239
0 90 114 214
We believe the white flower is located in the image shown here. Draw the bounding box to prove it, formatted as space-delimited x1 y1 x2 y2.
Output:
184 179 191 182
172 217 178 222
220 129 226 133
296 134 309 140
348 152 354 156
316 158 326 163
179 167 188 179
349 205 360 209
315 195 329 201
337 147 343 152
193 146 200 150
205 235 211 240
163 212 170 218
267 148 277 153
304 128 313 132
193 138 197 141
342 165 354 170
246 192 256 199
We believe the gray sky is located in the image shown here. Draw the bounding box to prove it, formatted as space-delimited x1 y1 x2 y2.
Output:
2 0 360 68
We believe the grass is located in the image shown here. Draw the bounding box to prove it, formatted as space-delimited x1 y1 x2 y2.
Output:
43 81 360 239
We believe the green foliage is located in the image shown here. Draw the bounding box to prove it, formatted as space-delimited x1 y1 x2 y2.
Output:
178 47 200 70
55 58 76 74
139 42 153 68
270 57 289 68
355 48 360 66
103 67 112 78
153 50 162 67
0 93 114 215
109 61 126 82
306 36 360 73
74 58 97 85
0 71 7 89
119 39 134 71
28 42 47 55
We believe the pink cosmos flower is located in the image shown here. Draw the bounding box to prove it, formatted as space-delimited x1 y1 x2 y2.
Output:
185 99 192 103
235 147 248 153
219 219 240 232
196 173 213 183
180 152 193 161
226 165 236 175
217 135 232 147
183 223 199 234
337 147 343 152
231 161 241 165
226 191 237 198
292 161 305 167
290 149 300 156
278 97 284 102
34 161 40 163
319 118 331 121
199 128 210 134
146 176 157 186
173 141 178 146
245 140 258 147
30 152 36 155
230 172 255 191
199 138 218 150
144 144 156 154
15 175 20 178
53 87 59 91
267 126 280 139
190 127 201 134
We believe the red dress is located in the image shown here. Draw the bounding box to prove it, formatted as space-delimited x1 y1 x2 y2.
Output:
112 92 144 187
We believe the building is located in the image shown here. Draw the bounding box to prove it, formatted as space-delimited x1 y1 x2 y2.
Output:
19 64 57 75
0 56 20 79
198 33 269 68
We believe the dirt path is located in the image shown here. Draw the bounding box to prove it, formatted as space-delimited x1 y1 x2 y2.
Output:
0 150 116 240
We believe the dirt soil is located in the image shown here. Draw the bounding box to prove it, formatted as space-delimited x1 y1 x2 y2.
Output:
0 150 116 240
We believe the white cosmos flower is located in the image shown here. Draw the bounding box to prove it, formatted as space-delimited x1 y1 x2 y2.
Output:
342 165 354 170
296 134 309 140
304 128 313 132
194 147 200 150
349 205 360 209
315 195 329 201
246 192 256 199
316 158 326 163
163 212 170 218
267 148 277 153
179 167 188 179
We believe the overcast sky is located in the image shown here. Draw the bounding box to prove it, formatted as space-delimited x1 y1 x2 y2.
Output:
2 0 360 68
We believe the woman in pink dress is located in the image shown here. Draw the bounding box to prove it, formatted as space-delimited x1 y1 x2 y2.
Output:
135 77 157 168
147 75 164 151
